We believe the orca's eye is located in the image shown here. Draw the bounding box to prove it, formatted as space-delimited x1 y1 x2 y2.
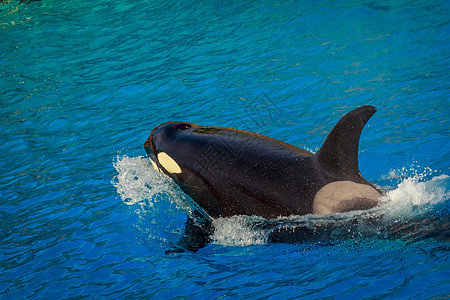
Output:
177 124 191 131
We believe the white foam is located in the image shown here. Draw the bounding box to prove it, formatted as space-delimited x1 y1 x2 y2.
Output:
112 155 190 213
381 162 439 181
113 156 449 247
211 173 449 246
381 174 449 218
212 216 268 246
112 155 195 249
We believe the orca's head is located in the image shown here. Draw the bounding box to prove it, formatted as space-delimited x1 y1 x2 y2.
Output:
144 121 199 176
145 121 231 218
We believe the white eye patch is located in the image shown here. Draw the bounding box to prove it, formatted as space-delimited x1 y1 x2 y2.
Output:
157 152 182 174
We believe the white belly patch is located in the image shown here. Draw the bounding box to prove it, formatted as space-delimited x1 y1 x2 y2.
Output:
313 181 381 215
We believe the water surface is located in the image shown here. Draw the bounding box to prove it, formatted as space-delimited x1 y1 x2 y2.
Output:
1 0 449 298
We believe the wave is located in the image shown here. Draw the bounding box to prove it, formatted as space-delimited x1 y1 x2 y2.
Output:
112 155 449 249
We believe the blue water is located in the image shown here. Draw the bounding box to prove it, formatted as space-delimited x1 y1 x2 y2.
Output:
1 0 449 298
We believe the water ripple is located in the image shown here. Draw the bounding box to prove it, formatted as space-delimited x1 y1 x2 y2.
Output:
1 0 449 298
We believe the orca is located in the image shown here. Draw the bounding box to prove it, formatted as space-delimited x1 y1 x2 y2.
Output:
144 105 384 222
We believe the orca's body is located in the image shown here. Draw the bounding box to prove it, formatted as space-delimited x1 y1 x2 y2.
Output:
145 106 383 221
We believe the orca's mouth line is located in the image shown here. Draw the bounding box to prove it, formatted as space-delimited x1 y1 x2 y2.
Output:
144 134 161 172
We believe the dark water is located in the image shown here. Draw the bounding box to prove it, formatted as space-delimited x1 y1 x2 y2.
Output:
1 0 449 298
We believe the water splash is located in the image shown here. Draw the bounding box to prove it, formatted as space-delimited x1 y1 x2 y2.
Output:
112 155 192 249
112 155 190 211
382 174 449 216
212 216 269 246
380 162 441 188
112 156 449 248
211 170 448 246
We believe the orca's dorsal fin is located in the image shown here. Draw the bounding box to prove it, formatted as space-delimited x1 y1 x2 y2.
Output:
316 106 377 182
